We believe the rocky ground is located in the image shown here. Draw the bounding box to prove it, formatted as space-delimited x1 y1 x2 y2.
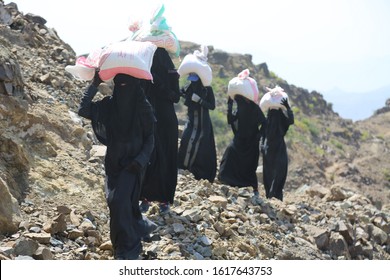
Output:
1 164 390 260
0 0 389 261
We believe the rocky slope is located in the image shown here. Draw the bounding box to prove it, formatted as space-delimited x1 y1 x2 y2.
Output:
0 1 389 260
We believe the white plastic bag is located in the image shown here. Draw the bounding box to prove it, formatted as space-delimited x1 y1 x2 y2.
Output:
65 56 95 81
227 69 259 103
178 45 212 86
259 86 289 112
130 4 180 56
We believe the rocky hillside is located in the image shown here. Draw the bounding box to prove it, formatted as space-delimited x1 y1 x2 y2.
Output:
0 1 389 260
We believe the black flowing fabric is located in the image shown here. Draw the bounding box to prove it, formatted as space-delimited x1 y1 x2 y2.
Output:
78 74 155 259
218 95 265 189
261 108 294 201
141 48 180 204
178 80 217 182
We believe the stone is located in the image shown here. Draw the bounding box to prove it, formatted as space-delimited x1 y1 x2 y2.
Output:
208 196 228 208
70 210 81 227
366 224 388 245
372 216 390 234
90 145 106 158
33 246 54 260
213 222 225 235
0 177 21 235
13 238 39 256
68 229 84 240
329 232 350 259
43 213 67 234
99 241 113 251
306 184 329 198
336 221 354 245
15 255 34 260
56 205 71 215
200 235 213 246
324 184 348 202
172 223 185 234
238 242 257 257
79 219 95 232
24 233 51 244
182 208 202 222
303 225 329 250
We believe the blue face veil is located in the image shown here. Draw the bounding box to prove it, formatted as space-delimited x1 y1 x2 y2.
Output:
187 73 199 82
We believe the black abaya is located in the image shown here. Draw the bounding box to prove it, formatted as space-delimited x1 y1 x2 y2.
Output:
178 80 217 182
261 108 294 201
141 48 180 204
218 95 265 189
78 74 155 259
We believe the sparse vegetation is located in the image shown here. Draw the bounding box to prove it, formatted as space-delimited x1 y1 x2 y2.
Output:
384 169 390 188
330 139 344 151
360 130 371 141
293 116 320 138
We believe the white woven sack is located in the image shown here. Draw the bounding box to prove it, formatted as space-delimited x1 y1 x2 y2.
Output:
177 45 212 86
227 69 259 103
98 40 157 81
132 30 179 56
259 86 289 112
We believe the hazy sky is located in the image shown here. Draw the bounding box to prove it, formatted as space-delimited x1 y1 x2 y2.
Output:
8 0 390 93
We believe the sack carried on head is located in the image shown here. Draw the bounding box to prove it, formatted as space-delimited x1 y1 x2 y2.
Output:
65 41 157 82
227 69 259 104
177 45 212 86
130 4 180 57
259 85 289 112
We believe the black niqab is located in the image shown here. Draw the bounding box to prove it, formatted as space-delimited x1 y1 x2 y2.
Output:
110 74 141 141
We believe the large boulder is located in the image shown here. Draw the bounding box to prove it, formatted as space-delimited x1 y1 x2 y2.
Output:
0 45 24 96
0 177 21 234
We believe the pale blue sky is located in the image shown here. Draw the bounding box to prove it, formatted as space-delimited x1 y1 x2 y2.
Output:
8 0 390 94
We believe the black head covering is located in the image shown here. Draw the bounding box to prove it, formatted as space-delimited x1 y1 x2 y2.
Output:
109 74 142 141
265 109 286 140
152 47 175 72
235 95 262 139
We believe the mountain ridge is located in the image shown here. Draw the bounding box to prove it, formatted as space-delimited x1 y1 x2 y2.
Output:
323 85 390 121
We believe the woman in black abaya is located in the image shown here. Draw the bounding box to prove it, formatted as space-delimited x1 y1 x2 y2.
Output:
261 98 294 201
218 95 266 194
178 74 217 182
140 47 180 213
78 73 156 260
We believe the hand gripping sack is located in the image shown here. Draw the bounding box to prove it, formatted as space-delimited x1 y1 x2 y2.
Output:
227 69 259 103
177 45 212 86
259 86 289 112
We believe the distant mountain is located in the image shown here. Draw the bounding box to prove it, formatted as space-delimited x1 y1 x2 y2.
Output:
323 85 390 121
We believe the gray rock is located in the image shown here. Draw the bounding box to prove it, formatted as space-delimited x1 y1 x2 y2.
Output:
366 224 388 245
172 223 185 233
329 232 351 259
13 238 39 256
24 233 51 244
33 246 54 260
